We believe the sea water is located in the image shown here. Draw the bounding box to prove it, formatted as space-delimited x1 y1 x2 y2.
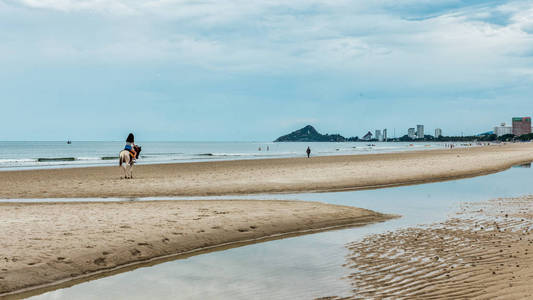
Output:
0 141 463 170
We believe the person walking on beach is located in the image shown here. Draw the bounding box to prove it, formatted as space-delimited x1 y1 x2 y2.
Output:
124 133 137 161
306 146 311 158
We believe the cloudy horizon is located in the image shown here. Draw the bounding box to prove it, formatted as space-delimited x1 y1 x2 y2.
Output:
1 0 532 141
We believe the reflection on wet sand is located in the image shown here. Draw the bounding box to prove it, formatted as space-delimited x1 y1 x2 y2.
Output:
0 200 391 298
27 166 533 300
333 196 533 299
514 163 532 168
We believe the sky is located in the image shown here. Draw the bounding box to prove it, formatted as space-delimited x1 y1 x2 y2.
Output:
1 0 533 141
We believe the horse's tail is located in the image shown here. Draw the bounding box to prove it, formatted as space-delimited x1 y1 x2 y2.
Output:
119 152 123 167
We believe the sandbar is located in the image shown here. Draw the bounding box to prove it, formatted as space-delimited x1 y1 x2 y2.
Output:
0 200 392 297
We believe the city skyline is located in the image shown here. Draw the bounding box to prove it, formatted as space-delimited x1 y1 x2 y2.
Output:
364 115 532 140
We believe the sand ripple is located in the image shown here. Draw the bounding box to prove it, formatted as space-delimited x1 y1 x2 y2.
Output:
324 196 533 299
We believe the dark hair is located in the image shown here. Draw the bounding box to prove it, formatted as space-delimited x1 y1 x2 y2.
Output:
126 133 134 143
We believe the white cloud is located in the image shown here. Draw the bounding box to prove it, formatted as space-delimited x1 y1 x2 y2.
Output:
15 0 138 14
1 0 533 84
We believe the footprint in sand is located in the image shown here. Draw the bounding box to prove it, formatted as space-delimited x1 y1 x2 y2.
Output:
93 257 106 266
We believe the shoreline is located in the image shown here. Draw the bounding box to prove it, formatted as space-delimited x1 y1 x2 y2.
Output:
1 143 533 199
0 141 476 172
0 200 394 298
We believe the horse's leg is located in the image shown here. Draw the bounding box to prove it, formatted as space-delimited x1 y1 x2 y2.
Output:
120 154 127 179
125 157 129 179
122 157 128 179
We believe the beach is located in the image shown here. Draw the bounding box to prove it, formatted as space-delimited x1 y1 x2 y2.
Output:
0 200 392 296
0 143 532 199
2 143 533 298
329 196 533 299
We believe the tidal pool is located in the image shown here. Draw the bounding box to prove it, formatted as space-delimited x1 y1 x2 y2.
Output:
28 165 533 300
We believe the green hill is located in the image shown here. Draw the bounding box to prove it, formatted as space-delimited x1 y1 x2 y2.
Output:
274 125 347 142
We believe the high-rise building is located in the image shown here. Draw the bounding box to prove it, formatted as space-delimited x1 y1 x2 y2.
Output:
512 117 531 136
408 128 416 139
435 128 442 138
383 129 388 141
362 131 373 140
416 125 424 139
494 123 512 137
375 130 382 142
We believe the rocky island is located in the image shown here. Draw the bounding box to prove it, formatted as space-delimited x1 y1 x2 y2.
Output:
274 125 354 142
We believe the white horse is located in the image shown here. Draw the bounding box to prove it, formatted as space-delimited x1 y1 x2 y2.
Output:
119 145 141 179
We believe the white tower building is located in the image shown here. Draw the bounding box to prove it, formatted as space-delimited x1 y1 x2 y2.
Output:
375 130 382 142
408 128 416 139
416 125 424 139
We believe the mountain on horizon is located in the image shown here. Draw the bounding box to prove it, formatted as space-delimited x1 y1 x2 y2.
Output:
274 125 348 142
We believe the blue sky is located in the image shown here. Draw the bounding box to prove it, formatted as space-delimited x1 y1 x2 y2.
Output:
1 0 532 141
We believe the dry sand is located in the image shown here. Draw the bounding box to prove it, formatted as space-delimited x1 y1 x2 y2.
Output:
324 196 533 299
1 143 533 199
0 200 392 297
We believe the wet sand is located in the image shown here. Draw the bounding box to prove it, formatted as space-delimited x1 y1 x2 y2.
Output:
1 143 533 199
327 196 533 299
0 200 392 297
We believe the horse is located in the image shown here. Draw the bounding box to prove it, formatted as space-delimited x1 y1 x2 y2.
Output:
119 145 141 179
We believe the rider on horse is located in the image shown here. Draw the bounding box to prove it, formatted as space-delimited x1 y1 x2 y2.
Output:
124 133 137 161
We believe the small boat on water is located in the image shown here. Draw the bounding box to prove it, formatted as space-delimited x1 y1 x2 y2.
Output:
67 140 72 144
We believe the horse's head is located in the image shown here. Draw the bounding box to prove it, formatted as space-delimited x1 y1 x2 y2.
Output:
134 145 141 159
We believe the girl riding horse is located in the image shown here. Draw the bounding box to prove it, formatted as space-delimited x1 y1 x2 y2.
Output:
120 133 141 179
124 133 137 161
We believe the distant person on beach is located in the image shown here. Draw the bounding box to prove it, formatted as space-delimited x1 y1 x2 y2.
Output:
124 133 137 160
306 146 311 158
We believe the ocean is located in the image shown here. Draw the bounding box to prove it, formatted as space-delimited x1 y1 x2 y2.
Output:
0 141 454 170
